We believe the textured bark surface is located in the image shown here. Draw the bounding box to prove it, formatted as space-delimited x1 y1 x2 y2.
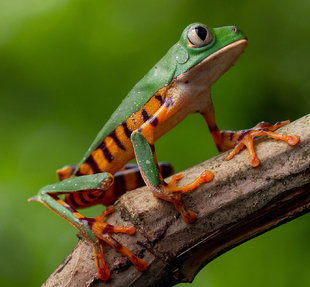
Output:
43 114 310 287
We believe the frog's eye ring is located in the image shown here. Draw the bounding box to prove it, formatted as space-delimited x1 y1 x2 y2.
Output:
187 24 213 48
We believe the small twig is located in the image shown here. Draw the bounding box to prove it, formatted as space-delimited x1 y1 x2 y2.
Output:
43 114 310 287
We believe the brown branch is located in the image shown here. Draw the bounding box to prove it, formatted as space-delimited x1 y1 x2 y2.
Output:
43 114 310 287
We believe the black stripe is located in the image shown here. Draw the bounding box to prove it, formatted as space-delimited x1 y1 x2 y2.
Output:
238 131 247 141
141 108 150 122
159 162 174 178
85 155 102 173
154 94 163 104
114 174 127 198
67 194 78 210
100 141 114 163
122 121 132 138
150 143 155 153
230 131 235 141
109 130 126 151
87 190 101 199
79 192 91 205
66 194 73 206
149 116 158 127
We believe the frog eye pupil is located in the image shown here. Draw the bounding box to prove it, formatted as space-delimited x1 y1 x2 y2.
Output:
195 26 207 41
187 24 212 48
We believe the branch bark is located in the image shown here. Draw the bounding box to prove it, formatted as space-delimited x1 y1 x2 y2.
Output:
43 114 310 287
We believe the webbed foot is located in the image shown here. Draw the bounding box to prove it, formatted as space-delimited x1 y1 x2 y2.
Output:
159 170 214 223
82 206 147 280
164 170 214 194
226 120 299 167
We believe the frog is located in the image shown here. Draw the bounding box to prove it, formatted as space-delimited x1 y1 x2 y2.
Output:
28 23 299 280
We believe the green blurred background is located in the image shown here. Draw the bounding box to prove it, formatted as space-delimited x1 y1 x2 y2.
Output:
0 0 309 286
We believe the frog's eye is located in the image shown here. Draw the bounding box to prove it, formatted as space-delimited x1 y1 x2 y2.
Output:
187 24 213 48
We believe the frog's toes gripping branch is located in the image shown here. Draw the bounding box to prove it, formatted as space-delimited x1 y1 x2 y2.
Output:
205 111 300 167
164 171 214 195
28 174 147 280
131 131 214 223
224 120 300 167
162 171 214 223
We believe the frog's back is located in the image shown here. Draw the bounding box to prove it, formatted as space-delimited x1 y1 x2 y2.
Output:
74 45 178 175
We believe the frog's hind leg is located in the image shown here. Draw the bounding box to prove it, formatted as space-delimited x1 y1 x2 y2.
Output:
66 162 175 208
28 173 147 280
203 110 299 167
108 162 174 204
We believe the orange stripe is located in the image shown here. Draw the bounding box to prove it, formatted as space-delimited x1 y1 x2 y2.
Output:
91 149 108 171
79 163 94 175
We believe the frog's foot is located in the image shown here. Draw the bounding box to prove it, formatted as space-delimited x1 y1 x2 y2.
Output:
82 206 147 279
165 170 214 195
154 171 214 223
226 120 300 167
85 206 136 236
35 194 146 280
131 131 214 224
30 173 147 280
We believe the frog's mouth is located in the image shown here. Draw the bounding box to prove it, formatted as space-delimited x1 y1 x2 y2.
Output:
179 39 248 87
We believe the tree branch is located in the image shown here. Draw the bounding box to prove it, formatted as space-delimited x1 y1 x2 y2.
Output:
43 114 310 287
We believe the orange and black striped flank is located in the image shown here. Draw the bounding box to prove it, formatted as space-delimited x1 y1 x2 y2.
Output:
122 121 132 138
99 141 114 163
109 130 126 151
85 156 101 173
141 108 150 122
74 89 167 177
154 94 163 104
149 115 159 127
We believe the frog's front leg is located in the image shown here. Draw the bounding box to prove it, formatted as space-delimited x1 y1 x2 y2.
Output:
131 98 214 223
203 109 300 167
28 173 147 280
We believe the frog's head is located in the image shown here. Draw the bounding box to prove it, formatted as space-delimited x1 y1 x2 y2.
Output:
172 23 248 86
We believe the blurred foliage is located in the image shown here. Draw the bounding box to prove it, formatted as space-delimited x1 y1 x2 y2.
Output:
0 0 309 286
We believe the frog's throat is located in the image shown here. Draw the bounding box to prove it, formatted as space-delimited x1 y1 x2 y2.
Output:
178 39 248 88
150 39 247 142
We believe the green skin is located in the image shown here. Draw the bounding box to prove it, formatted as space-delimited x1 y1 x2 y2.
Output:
76 23 246 167
30 23 247 246
30 173 113 242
